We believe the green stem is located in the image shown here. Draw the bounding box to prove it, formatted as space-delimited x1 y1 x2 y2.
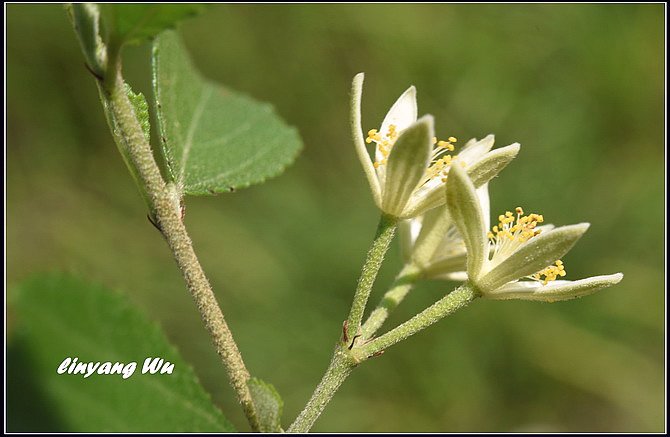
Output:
346 214 398 338
287 214 397 432
357 282 479 359
360 263 421 340
99 62 260 431
286 345 357 433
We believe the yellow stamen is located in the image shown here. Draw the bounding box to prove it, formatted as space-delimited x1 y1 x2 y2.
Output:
368 123 461 182
532 260 567 285
388 124 398 139
488 206 550 268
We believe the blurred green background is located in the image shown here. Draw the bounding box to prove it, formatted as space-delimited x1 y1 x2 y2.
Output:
6 3 665 432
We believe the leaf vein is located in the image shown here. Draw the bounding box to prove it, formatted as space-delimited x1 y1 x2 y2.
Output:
190 129 295 189
179 86 213 185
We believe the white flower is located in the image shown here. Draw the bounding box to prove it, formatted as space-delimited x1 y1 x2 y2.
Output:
445 164 623 302
399 134 521 280
351 73 520 219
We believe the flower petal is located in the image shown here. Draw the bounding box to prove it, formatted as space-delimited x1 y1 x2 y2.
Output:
380 85 418 139
441 271 469 282
445 164 487 280
423 252 467 279
351 73 382 208
466 143 520 188
381 115 434 217
398 218 419 263
376 86 418 186
476 183 490 233
484 273 624 302
478 223 590 292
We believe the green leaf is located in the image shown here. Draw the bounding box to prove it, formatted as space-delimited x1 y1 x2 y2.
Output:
126 84 150 142
65 3 107 77
100 4 203 47
152 31 303 195
248 377 284 433
8 274 235 432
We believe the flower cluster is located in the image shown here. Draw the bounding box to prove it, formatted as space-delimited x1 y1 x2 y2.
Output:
351 73 520 219
353 73 622 302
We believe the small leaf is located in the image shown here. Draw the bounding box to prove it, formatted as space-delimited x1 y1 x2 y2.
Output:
65 3 107 77
248 377 284 433
98 81 153 213
8 274 235 432
152 31 303 195
126 84 150 142
446 164 487 280
101 4 203 47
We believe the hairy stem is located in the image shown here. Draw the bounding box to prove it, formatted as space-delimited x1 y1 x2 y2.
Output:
100 64 259 431
287 345 357 433
358 283 479 359
288 215 396 432
346 214 398 337
360 263 421 340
